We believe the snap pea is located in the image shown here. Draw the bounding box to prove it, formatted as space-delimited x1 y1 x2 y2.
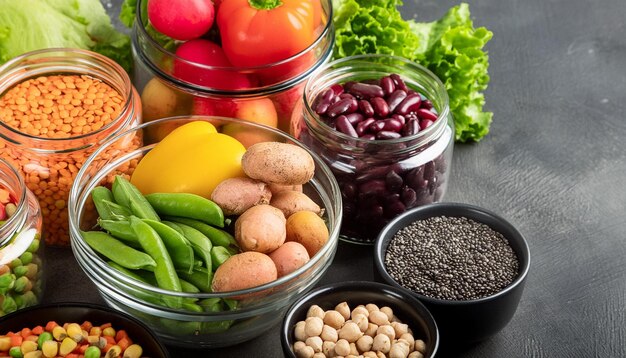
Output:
179 279 201 294
108 261 157 286
170 222 212 284
165 216 238 250
91 186 117 220
129 216 182 308
97 219 138 244
112 176 160 221
146 193 224 227
177 267 213 293
81 231 156 270
210 246 232 271
143 219 195 274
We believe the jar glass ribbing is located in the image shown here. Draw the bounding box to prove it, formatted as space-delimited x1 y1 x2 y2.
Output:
298 55 455 244
0 158 44 316
0 49 142 247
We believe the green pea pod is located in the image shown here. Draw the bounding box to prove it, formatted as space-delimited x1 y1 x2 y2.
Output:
210 246 232 271
197 297 222 312
177 267 213 293
165 216 237 249
108 261 157 285
201 320 234 334
97 219 138 244
100 200 132 220
143 219 195 274
92 186 131 220
129 216 182 308
223 298 238 311
179 278 201 294
82 231 156 270
112 176 160 221
171 223 212 284
146 193 224 228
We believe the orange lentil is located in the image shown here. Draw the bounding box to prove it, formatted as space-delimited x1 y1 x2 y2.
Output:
0 74 141 246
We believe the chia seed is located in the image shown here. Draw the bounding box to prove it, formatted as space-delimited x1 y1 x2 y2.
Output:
384 216 519 300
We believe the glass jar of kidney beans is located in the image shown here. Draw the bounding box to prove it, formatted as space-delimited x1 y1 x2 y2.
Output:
297 55 454 244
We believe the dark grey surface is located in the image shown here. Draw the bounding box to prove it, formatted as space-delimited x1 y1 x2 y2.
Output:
44 0 626 357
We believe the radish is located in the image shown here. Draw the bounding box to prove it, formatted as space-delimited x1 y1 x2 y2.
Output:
147 0 215 41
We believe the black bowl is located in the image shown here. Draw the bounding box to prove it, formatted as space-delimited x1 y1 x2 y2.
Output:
0 303 170 357
281 281 439 357
373 202 531 348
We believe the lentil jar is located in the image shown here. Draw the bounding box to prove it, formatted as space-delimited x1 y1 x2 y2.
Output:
130 0 334 134
0 49 142 246
0 158 44 316
298 55 454 244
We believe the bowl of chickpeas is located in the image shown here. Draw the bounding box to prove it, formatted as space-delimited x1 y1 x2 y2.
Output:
281 281 439 358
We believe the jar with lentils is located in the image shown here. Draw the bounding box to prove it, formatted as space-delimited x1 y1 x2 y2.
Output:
0 158 44 316
0 49 143 246
297 55 454 244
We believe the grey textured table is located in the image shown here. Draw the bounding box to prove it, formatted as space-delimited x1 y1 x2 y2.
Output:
45 0 626 356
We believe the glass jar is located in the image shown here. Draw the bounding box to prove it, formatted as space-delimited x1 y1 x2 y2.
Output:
0 158 44 316
0 49 143 247
131 0 334 135
298 55 455 244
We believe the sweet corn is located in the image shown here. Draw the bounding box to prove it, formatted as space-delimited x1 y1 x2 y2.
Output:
106 344 122 358
52 326 67 341
59 337 77 356
21 340 38 353
24 351 43 358
123 344 143 358
41 340 58 358
0 336 11 351
66 323 83 342
102 327 116 337
89 327 102 336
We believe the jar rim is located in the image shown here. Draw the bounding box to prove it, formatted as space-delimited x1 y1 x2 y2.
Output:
133 0 335 94
303 54 451 147
0 48 135 147
0 158 28 246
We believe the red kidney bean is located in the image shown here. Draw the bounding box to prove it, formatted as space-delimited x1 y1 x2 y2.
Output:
370 97 390 118
356 118 376 136
369 120 386 133
386 89 408 113
394 93 422 115
345 113 364 125
358 100 375 118
335 115 358 137
391 114 406 126
359 179 386 197
420 99 433 110
361 134 376 140
356 165 391 182
401 187 417 207
424 161 436 181
420 119 434 130
376 131 402 140
390 74 408 92
348 82 385 99
312 88 335 115
339 93 355 100
385 171 403 192
342 81 356 92
401 119 420 137
382 118 403 132
385 199 406 217
380 76 395 96
330 83 344 95
416 108 438 121
327 97 358 117
341 182 357 200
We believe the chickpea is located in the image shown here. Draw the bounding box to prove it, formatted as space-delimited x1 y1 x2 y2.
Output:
376 352 386 358
391 322 409 338
368 310 390 326
376 324 396 340
365 303 379 313
295 321 307 341
324 310 346 329
351 306 369 319
335 302 351 320
408 352 424 358
339 322 362 343
414 339 426 353
371 333 391 354
293 341 307 352
389 339 410 358
321 325 338 342
380 306 394 321
305 317 324 338
349 342 359 356
322 341 336 357
334 339 351 356
352 313 369 332
363 352 378 358
307 305 325 319
399 333 415 351
313 353 326 358
355 335 374 353
306 336 323 353
295 345 315 358
364 323 378 337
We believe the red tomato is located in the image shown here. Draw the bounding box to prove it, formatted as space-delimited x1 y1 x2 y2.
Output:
173 39 251 90
148 0 215 41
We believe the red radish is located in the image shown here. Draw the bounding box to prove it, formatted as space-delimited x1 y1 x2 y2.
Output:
147 0 215 41
173 39 251 90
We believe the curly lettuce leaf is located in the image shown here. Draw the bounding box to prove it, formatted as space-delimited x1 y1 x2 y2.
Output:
0 0 132 73
120 0 138 28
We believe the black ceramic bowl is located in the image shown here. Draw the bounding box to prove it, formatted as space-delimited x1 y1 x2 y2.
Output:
0 303 170 357
281 281 439 357
373 203 531 348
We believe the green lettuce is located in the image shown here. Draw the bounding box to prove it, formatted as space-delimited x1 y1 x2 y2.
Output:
0 0 132 73
332 0 493 142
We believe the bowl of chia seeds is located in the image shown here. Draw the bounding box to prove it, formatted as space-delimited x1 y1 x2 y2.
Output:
373 202 530 348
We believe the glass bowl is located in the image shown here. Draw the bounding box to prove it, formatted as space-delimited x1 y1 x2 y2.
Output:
67 116 342 348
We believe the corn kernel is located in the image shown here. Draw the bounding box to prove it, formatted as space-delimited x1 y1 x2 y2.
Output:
89 327 102 336
102 327 116 337
66 323 83 342
106 345 122 358
0 336 11 351
21 340 39 353
24 351 43 358
123 344 143 358
52 326 67 341
59 337 78 356
42 340 59 358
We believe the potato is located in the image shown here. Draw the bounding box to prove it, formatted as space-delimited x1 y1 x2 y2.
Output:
235 204 286 253
286 211 330 257
211 177 272 216
268 183 303 195
270 190 321 218
241 142 315 185
269 242 310 277
141 78 191 122
212 252 277 292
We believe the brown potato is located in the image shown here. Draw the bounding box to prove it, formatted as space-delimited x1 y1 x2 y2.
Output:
235 204 286 253
286 210 330 257
211 177 272 216
269 242 310 277
241 142 315 185
212 252 277 292
270 190 321 218
141 78 191 122
267 183 303 195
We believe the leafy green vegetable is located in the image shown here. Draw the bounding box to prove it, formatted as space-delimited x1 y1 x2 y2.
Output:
120 0 139 28
332 0 493 142
0 0 132 73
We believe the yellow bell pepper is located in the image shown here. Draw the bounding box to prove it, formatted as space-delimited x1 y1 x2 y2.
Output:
131 121 246 198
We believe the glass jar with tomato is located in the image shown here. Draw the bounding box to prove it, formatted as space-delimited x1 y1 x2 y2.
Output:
130 0 334 135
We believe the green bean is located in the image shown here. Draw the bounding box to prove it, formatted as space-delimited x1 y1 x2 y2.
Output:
81 230 156 270
143 219 195 274
177 267 213 293
165 216 238 249
210 246 232 271
171 222 212 284
112 176 160 221
129 216 182 308
97 219 138 244
146 193 224 227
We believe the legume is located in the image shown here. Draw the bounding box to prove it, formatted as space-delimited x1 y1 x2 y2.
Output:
385 216 519 300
